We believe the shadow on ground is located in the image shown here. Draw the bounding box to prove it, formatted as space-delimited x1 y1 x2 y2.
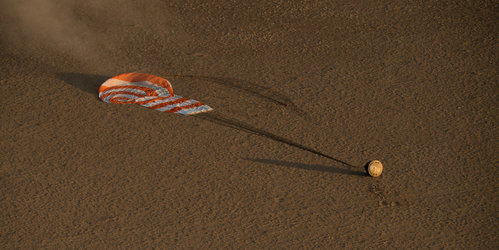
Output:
247 158 367 176
56 72 110 98
197 112 357 169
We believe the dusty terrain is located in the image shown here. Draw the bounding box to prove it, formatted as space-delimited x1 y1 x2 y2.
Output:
1 0 497 248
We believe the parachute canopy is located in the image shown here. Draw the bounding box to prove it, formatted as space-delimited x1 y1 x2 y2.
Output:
99 73 213 115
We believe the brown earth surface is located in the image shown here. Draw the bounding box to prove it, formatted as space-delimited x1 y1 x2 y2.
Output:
1 0 498 248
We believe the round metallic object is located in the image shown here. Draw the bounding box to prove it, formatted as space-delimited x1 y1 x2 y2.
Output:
366 160 383 177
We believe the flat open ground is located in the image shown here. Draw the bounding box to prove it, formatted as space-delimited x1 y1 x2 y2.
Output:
1 0 497 248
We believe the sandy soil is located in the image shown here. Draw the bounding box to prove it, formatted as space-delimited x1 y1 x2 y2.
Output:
1 0 498 248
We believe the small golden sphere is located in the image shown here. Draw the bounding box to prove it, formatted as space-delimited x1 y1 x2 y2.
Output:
367 160 383 177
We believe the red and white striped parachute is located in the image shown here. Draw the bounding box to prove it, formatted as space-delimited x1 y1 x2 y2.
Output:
99 73 213 115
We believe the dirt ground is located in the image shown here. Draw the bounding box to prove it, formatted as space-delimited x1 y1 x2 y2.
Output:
1 0 497 248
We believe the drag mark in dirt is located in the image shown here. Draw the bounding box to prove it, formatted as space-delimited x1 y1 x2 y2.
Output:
165 74 305 115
